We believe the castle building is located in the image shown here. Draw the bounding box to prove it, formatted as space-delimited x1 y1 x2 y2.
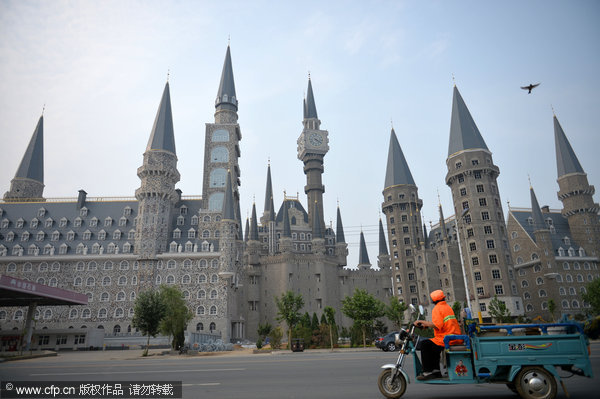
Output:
0 46 392 343
506 116 600 320
1 47 598 343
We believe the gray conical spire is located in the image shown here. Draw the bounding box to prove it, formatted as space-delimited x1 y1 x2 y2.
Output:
439 204 448 240
378 218 388 256
264 163 275 221
222 170 235 221
236 198 243 240
147 82 176 154
15 115 44 183
305 77 318 119
554 116 584 178
336 206 346 244
250 202 259 241
357 230 371 267
215 45 238 111
244 218 250 242
312 201 323 239
282 201 292 238
529 185 546 232
384 128 415 188
448 86 488 157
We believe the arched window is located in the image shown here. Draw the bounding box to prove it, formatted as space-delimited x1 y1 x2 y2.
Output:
210 306 217 316
210 146 229 163
209 322 216 332
101 292 109 302
82 309 91 319
561 300 569 309
210 289 218 299
197 290 206 299
119 276 127 285
113 325 121 335
536 277 544 285
521 280 529 288
526 304 534 312
196 322 204 331
196 306 205 316
167 275 175 284
69 309 78 319
117 291 126 301
200 260 208 268
115 308 124 318
182 275 191 284
208 193 224 211
199 274 207 283
211 274 218 283
209 168 227 187
103 276 111 286
98 308 107 318
538 290 547 297
523 292 531 299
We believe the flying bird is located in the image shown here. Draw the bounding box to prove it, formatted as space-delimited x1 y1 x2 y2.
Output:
521 83 540 94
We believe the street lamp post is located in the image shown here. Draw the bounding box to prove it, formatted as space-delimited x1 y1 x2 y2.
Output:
455 209 483 323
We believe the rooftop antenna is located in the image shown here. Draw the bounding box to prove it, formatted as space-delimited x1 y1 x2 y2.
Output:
42 104 45 116
167 69 170 82
452 73 456 87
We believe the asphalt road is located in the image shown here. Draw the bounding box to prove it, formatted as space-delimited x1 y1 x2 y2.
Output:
1 345 599 399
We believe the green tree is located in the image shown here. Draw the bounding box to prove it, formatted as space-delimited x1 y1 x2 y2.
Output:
385 296 408 330
257 322 272 342
269 326 283 349
323 306 337 351
300 312 311 328
582 278 600 316
274 291 304 349
341 288 385 347
311 313 320 331
159 285 193 350
132 289 166 356
320 313 327 325
548 299 557 322
452 301 462 320
488 295 512 323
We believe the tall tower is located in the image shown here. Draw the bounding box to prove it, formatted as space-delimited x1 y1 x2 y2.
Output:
4 115 45 202
135 81 180 259
297 77 329 233
382 128 424 305
553 116 600 256
202 45 242 215
445 86 520 316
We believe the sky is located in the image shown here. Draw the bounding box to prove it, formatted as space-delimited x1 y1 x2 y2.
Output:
1 0 599 268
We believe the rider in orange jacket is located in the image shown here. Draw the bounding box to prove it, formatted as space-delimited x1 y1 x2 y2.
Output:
413 290 462 380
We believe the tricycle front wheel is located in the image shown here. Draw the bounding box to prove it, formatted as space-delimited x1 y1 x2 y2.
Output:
514 366 557 399
378 368 406 398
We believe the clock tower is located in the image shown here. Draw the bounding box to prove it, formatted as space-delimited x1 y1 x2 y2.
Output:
297 77 329 233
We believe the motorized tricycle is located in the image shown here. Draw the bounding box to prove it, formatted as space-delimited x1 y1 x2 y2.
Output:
378 304 593 399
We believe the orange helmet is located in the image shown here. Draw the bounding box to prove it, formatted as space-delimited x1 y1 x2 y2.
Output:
430 290 445 302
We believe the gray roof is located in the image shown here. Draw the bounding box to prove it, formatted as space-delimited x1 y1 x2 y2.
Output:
378 218 388 256
357 231 371 266
146 82 176 154
15 115 44 183
554 116 584 178
448 86 488 157
336 206 346 244
222 170 235 221
511 209 584 254
215 45 238 111
305 78 318 119
275 199 309 225
384 128 415 188
0 197 220 257
529 186 546 233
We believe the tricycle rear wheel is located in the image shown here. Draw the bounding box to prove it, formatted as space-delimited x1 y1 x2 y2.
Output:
514 366 557 399
378 368 406 398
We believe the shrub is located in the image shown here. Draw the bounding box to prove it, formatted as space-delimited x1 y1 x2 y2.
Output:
584 316 600 340
269 326 283 350
256 339 263 349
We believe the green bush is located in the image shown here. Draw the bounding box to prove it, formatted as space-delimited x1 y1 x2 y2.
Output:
269 326 283 350
256 339 262 349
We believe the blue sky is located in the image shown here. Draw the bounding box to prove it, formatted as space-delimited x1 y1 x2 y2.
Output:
1 0 599 268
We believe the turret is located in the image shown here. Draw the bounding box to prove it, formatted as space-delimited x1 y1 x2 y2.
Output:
135 81 180 259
